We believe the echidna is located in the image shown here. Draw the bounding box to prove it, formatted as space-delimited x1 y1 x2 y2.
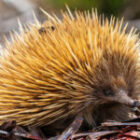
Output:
0 9 139 130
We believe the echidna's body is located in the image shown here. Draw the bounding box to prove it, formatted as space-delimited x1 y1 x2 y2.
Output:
0 9 139 128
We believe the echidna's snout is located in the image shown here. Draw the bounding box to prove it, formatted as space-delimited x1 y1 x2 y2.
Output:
113 89 140 108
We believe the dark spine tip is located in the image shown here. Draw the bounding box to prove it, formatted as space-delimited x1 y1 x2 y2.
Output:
38 26 55 34
38 27 46 34
51 26 55 31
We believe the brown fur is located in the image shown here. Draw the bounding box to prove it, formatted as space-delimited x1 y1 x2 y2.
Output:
0 9 139 129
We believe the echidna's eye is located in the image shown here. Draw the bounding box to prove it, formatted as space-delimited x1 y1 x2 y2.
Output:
103 88 114 96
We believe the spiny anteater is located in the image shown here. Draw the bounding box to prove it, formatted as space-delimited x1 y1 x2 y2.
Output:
0 9 139 129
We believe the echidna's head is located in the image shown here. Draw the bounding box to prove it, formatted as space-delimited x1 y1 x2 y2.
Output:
92 73 138 108
84 47 140 125
91 51 139 107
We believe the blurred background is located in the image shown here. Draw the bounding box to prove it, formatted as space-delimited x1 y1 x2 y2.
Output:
0 0 140 44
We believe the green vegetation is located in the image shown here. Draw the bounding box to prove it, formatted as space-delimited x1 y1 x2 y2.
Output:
45 0 128 16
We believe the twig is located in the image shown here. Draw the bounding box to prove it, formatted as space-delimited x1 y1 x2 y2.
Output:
58 114 83 140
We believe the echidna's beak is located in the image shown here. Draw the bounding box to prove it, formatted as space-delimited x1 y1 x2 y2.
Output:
115 89 140 108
